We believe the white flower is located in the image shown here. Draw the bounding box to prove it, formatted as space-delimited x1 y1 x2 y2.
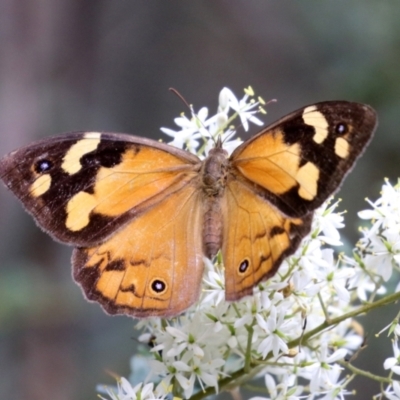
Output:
256 304 298 358
384 381 400 400
160 351 224 398
315 249 354 304
165 326 204 358
201 257 225 306
156 314 222 359
357 179 400 281
99 379 165 400
384 341 400 375
358 179 400 233
161 87 264 157
249 374 304 400
220 86 264 131
306 342 347 393
160 106 212 151
362 234 398 281
144 310 230 398
315 200 345 246
345 256 386 302
293 238 328 286
233 291 274 330
316 364 351 400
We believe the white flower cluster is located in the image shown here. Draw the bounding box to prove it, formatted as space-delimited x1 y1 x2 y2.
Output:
356 178 400 290
160 86 263 157
382 322 400 399
99 379 163 400
99 89 400 400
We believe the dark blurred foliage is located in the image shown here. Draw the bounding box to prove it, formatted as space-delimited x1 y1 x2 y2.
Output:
0 1 399 399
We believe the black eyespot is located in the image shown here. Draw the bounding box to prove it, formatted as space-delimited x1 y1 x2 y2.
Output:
34 159 53 174
151 279 166 293
335 122 348 135
81 153 100 168
239 259 250 274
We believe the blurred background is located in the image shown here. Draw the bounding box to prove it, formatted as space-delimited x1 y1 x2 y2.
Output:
0 1 399 399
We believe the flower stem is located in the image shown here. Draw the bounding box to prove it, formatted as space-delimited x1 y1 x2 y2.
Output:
289 290 400 350
317 292 330 322
338 360 392 384
244 322 254 373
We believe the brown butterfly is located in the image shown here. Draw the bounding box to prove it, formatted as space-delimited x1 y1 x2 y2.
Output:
0 101 377 318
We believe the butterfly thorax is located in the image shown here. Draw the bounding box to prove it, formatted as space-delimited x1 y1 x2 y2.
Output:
201 146 229 196
201 146 229 259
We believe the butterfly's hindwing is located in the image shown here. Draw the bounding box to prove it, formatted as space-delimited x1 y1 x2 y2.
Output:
222 178 313 301
72 183 204 317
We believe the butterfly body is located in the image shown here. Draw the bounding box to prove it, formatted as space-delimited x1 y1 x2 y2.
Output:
0 101 377 317
201 143 229 258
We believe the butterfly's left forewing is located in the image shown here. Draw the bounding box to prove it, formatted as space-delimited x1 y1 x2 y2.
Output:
0 132 200 246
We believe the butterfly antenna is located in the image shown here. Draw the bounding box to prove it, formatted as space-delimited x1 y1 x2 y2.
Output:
169 87 205 128
169 88 192 112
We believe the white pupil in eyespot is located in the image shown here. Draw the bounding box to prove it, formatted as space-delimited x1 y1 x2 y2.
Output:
36 160 52 173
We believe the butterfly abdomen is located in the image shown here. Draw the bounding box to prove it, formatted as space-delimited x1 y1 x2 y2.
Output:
203 198 223 259
201 146 229 259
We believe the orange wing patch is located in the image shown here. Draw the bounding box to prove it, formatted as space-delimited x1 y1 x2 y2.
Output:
232 130 311 197
222 179 311 301
73 184 204 318
65 146 197 232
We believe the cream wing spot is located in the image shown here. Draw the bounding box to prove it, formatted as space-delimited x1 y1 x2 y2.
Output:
61 132 101 175
83 132 102 140
296 162 319 200
303 106 329 144
66 191 97 231
30 174 52 197
335 137 350 158
303 105 317 113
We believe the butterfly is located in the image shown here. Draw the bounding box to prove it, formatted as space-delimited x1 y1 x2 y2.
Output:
0 101 377 318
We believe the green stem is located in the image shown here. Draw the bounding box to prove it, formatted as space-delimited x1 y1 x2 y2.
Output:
244 323 254 373
317 292 330 321
242 384 270 394
338 360 392 384
290 290 400 349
